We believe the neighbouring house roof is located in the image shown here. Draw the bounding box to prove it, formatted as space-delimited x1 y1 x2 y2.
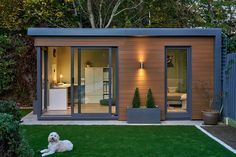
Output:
27 28 221 37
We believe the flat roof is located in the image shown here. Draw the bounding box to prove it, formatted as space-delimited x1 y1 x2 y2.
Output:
27 28 222 37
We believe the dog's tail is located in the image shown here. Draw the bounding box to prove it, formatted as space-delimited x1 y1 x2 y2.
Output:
67 141 73 151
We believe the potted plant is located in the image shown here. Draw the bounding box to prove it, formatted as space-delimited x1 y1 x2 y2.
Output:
127 88 160 123
195 81 222 125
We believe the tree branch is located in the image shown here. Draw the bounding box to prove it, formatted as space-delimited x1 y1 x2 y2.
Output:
105 0 122 28
76 0 89 15
103 0 116 27
114 0 143 16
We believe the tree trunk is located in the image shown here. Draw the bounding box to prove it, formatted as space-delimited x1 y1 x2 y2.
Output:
87 0 96 28
99 0 103 28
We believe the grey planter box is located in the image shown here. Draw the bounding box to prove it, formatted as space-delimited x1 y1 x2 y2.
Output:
127 107 160 123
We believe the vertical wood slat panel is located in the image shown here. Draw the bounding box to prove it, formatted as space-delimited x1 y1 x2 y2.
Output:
35 37 214 120
223 54 236 121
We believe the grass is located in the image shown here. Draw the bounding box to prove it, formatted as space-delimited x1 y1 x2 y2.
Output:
21 125 235 157
20 109 32 118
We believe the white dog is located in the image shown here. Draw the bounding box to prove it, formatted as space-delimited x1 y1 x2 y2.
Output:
40 132 73 156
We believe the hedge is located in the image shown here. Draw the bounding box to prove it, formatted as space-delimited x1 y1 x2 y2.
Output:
0 113 34 157
0 100 21 121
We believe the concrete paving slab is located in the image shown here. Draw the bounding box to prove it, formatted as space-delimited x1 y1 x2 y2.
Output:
21 112 203 126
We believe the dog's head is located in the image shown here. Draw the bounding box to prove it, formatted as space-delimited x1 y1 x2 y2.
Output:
48 132 60 143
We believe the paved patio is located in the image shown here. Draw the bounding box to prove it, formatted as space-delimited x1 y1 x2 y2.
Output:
21 112 203 125
202 125 236 150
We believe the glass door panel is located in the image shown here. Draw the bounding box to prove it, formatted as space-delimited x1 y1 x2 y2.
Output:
81 48 109 113
41 47 71 116
166 48 187 113
72 47 117 114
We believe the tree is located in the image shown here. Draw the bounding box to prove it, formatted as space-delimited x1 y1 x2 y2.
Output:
146 88 155 108
0 34 27 96
70 0 144 28
193 0 236 35
0 0 24 31
23 0 78 28
132 88 141 108
143 0 198 28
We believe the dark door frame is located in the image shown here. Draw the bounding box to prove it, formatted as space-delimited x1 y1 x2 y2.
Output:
164 46 192 120
36 46 119 120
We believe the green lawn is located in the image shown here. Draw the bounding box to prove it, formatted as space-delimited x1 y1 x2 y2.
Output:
20 109 32 118
21 125 235 157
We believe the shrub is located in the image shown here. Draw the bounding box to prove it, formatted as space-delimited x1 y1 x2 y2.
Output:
100 99 116 106
0 34 26 95
146 88 155 108
132 88 140 108
0 113 34 157
0 34 36 104
0 100 21 121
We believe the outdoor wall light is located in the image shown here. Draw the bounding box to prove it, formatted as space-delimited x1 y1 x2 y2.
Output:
140 61 144 69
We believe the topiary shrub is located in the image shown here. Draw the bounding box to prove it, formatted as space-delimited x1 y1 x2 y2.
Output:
0 100 21 121
132 88 140 108
146 88 155 108
0 113 34 157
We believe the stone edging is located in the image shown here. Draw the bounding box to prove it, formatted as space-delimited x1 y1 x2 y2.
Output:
195 125 236 155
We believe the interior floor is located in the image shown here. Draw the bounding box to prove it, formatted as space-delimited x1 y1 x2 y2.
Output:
43 103 116 115
167 106 186 112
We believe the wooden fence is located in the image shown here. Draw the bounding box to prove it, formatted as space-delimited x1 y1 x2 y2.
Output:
223 53 236 120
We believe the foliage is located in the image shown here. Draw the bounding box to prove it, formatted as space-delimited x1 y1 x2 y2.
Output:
0 33 35 103
0 0 235 104
194 1 232 33
0 0 235 31
145 0 196 28
0 113 34 157
23 0 78 28
0 100 21 121
0 34 27 95
228 35 236 53
0 0 24 31
146 88 155 108
15 37 37 103
132 88 140 108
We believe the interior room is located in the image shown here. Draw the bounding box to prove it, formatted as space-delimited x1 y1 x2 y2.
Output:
42 47 116 116
167 48 187 113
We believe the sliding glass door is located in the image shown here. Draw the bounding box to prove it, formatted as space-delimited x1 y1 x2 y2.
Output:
71 47 117 116
165 47 191 119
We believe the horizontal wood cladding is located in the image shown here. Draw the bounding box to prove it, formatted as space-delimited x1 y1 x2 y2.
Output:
35 37 214 120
